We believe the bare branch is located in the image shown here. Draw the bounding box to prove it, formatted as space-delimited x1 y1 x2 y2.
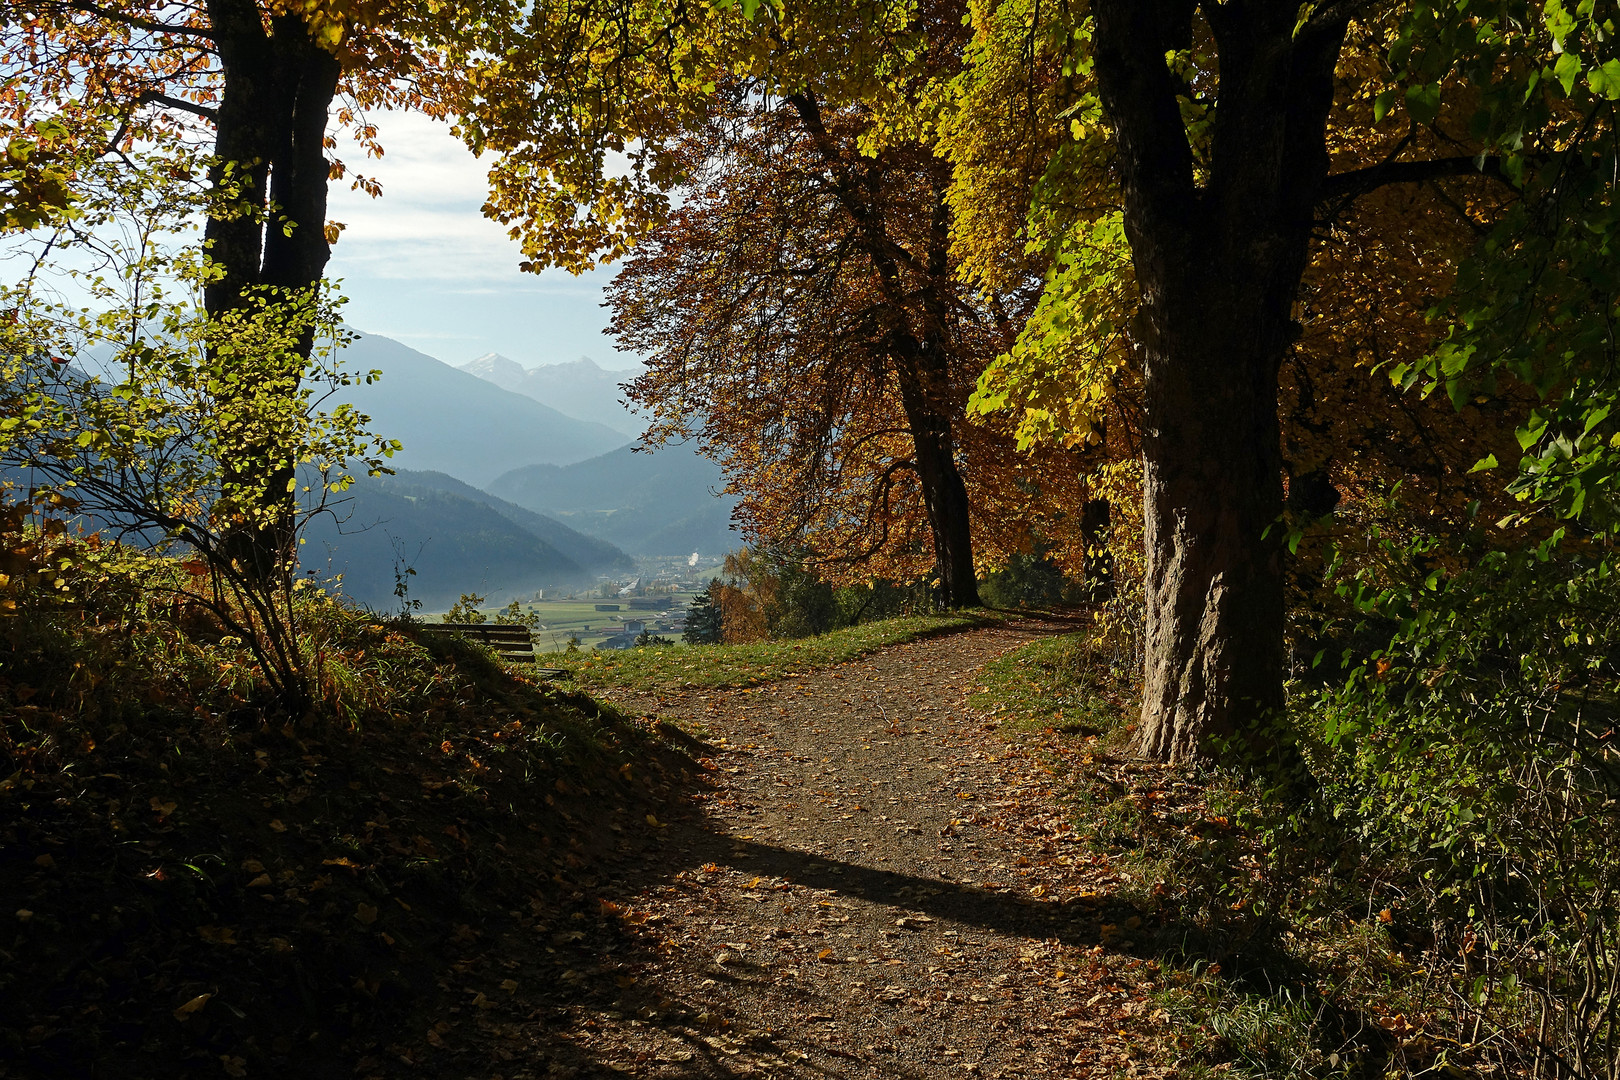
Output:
138 90 217 122
59 0 216 39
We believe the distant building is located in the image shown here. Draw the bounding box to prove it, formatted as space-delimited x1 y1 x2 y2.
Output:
597 633 637 651
627 597 663 611
595 604 621 612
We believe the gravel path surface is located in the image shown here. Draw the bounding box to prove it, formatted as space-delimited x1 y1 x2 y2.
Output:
448 620 1163 1079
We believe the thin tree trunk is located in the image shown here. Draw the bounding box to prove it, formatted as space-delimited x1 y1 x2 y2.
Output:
894 349 981 608
1080 498 1114 601
785 91 983 607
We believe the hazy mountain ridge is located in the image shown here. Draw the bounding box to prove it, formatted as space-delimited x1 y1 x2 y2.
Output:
300 467 638 609
381 469 634 573
458 353 643 438
488 444 740 556
304 482 582 611
335 333 630 486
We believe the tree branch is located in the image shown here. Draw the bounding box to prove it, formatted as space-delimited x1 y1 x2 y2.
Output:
60 0 216 39
1319 154 1513 203
138 91 218 122
1091 0 1199 242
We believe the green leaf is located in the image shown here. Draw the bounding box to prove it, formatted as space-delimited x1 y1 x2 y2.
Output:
1555 51 1584 95
1406 83 1442 125
1588 58 1620 99
1373 88 1397 123
1469 453 1499 473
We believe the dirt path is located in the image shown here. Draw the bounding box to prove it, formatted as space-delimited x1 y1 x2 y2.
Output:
433 620 1162 1079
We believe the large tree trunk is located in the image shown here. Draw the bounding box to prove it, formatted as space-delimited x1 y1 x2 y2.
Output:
1134 269 1289 761
1091 1 1348 761
205 0 341 581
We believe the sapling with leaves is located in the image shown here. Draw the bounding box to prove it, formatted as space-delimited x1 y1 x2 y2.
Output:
443 593 488 624
0 152 399 716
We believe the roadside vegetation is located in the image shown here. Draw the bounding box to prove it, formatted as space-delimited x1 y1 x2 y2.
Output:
974 616 1620 1080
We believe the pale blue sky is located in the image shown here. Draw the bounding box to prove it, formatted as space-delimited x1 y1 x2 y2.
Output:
324 110 643 372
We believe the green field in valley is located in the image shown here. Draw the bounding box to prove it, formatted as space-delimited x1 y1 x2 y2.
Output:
423 594 697 650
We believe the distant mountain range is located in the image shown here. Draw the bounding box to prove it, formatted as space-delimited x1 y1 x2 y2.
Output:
302 468 635 611
335 333 629 486
488 443 741 556
457 353 644 438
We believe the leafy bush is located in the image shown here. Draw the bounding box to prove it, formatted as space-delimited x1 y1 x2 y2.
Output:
1307 534 1620 1078
712 544 938 643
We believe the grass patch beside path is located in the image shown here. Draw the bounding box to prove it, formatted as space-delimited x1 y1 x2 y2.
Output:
966 627 1135 742
971 632 1461 1080
544 609 1006 694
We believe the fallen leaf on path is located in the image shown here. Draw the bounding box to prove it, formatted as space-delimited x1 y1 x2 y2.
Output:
173 993 211 1021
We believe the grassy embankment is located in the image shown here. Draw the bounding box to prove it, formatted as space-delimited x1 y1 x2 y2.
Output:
0 537 701 1078
970 631 1454 1080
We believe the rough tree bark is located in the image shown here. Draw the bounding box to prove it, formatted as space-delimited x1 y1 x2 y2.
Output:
1090 1 1348 761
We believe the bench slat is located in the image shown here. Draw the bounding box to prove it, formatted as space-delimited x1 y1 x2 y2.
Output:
418 623 535 659
413 624 568 679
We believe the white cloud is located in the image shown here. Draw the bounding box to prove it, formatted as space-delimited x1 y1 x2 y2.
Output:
323 110 643 370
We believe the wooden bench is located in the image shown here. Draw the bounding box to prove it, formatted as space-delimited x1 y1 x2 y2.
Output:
416 623 568 678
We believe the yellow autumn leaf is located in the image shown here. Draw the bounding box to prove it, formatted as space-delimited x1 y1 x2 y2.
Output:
268 819 287 832
645 814 665 828
173 992 212 1020
500 978 519 993
247 873 272 888
355 903 378 925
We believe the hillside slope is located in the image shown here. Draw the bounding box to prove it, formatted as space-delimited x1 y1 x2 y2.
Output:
383 469 634 574
304 479 586 610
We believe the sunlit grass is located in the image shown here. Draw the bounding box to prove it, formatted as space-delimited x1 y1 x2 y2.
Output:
967 629 1132 740
538 609 1007 693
